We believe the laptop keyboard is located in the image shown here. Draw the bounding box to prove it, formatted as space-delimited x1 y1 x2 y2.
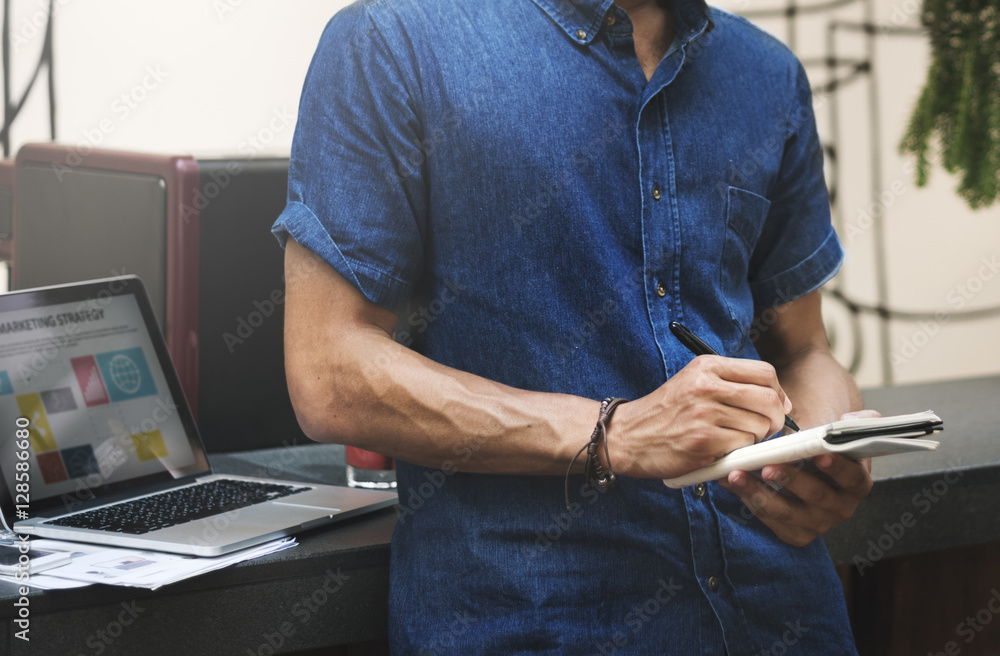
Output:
48 479 310 535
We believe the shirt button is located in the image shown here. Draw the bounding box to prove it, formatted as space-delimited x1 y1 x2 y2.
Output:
694 483 707 499
708 576 720 592
605 14 616 26
656 282 666 298
652 185 662 201
575 29 587 40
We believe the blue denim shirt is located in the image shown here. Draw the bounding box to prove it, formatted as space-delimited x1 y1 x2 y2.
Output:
273 0 854 653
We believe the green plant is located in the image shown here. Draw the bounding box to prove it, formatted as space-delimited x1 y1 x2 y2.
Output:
900 0 1000 209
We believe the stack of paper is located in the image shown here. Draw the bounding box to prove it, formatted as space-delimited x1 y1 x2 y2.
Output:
0 538 295 590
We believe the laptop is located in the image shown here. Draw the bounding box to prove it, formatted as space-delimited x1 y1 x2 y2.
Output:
0 276 397 556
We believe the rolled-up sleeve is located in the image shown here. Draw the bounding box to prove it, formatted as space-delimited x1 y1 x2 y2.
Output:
272 5 427 315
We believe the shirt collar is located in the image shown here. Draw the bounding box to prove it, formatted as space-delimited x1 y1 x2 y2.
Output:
530 0 714 47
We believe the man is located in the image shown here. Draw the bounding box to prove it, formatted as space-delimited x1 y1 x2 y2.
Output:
273 0 873 652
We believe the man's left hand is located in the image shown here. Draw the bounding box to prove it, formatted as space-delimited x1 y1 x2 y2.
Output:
717 410 878 547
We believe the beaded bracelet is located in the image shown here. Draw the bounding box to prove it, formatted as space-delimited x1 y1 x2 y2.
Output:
564 397 628 511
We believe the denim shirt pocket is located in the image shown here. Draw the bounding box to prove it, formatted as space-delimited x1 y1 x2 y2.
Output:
719 186 771 355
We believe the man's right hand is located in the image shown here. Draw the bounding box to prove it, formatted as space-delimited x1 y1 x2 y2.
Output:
610 355 792 479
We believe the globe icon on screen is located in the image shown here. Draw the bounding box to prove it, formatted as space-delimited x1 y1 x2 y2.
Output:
108 354 142 394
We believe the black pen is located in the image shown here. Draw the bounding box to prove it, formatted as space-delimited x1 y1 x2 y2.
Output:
668 321 800 433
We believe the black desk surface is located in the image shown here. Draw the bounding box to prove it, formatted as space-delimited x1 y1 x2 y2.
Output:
824 374 1000 564
1 374 998 654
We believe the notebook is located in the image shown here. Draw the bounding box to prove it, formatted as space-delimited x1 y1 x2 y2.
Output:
662 410 944 488
0 276 397 556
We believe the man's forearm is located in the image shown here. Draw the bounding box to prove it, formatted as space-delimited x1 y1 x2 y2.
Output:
773 345 863 429
295 330 599 474
283 238 598 475
752 290 863 429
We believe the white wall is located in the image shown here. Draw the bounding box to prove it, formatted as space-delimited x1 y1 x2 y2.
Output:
8 0 343 157
7 0 1000 388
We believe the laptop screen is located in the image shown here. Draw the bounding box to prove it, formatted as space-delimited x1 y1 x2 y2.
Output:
0 276 209 522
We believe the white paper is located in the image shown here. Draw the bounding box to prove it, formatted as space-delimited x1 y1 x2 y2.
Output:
4 537 296 590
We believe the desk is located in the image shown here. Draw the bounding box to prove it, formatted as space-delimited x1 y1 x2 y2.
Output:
0 445 396 656
827 375 1000 654
2 375 999 655
825 374 1000 562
